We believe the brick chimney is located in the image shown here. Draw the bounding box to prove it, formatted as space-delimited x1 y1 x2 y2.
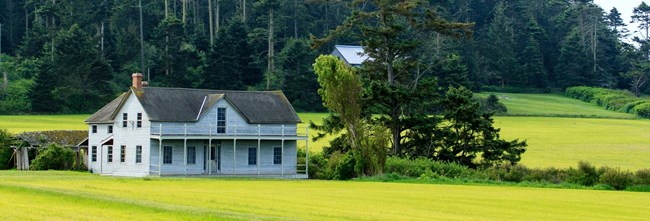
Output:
132 73 143 90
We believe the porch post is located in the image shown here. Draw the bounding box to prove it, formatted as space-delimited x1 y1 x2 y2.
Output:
184 124 187 175
158 139 162 176
159 123 163 176
233 139 237 175
184 139 187 175
281 139 284 175
257 138 261 175
306 126 309 178
208 139 212 175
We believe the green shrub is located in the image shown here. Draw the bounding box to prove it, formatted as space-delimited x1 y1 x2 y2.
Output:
334 152 356 180
633 103 650 118
523 167 570 184
565 86 650 118
478 94 508 114
30 144 75 170
483 164 528 182
0 129 16 170
634 168 650 185
599 167 635 190
626 185 650 192
384 157 430 177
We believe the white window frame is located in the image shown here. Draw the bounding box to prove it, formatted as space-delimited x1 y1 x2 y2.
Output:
120 145 126 163
107 146 113 163
135 145 142 164
91 146 97 162
216 107 226 133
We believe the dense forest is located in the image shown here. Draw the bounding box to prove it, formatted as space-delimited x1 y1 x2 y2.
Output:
0 0 647 114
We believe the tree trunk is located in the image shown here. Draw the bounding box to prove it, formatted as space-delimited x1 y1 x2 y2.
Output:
242 0 247 22
267 10 275 90
25 6 28 38
208 0 214 45
100 21 104 55
216 0 220 36
165 0 169 18
182 0 187 24
293 0 298 38
139 0 145 75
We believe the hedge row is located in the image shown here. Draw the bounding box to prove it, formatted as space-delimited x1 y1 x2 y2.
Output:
384 157 650 191
565 86 650 118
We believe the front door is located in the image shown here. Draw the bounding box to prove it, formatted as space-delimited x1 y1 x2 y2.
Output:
208 143 221 174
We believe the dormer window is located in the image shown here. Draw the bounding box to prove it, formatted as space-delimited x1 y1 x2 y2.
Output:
137 113 142 128
122 113 128 128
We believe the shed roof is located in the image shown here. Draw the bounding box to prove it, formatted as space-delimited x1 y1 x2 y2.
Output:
85 87 301 124
332 45 369 65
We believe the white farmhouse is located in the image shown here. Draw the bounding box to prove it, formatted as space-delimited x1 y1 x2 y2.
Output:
85 73 308 178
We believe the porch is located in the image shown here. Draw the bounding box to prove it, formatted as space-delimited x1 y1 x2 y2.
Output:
148 125 309 178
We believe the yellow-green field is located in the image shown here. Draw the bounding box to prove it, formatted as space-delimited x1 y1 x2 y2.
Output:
495 117 650 170
0 114 88 133
1 171 649 221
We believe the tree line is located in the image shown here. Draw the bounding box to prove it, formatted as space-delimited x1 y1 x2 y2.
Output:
0 0 649 114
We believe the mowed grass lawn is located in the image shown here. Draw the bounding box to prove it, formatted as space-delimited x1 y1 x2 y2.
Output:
1 171 649 221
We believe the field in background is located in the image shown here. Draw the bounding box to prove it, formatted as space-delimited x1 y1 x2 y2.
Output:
478 92 636 118
1 93 649 169
1 171 649 221
495 117 650 170
0 114 88 133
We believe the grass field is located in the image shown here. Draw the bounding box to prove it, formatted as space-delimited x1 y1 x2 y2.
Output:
0 114 88 133
478 92 636 118
1 171 649 221
494 117 650 170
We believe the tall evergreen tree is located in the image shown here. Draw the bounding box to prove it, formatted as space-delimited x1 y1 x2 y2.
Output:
313 0 473 155
279 38 322 111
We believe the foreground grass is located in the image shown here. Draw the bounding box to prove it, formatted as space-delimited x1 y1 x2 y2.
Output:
478 92 636 118
1 171 649 221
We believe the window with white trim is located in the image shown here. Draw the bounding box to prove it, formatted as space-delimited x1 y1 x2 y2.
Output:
163 146 173 164
217 108 226 133
120 145 126 163
187 146 196 164
137 113 142 128
122 113 128 128
91 125 97 133
107 146 113 163
91 146 97 162
108 125 113 134
248 148 256 165
136 145 142 163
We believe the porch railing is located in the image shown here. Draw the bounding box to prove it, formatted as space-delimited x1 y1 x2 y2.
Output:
150 124 308 137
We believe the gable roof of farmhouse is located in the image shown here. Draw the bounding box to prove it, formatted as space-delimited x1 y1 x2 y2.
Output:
85 87 301 124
